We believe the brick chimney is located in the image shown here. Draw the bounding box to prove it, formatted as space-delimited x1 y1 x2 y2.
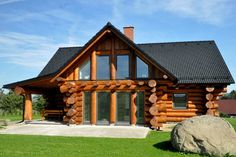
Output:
123 26 134 41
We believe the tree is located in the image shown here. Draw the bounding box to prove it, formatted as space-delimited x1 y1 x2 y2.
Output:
33 95 47 112
221 90 236 99
0 90 23 114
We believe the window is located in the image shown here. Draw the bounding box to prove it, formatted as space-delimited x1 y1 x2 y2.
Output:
116 92 130 124
173 93 187 109
137 57 148 78
97 55 110 80
79 59 90 80
136 92 144 124
97 92 110 124
117 55 129 79
83 92 91 123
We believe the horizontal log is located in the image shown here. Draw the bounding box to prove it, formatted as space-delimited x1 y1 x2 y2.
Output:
206 109 214 116
166 108 204 112
63 116 70 122
166 117 188 122
206 93 214 101
150 87 156 93
165 112 200 117
150 116 166 126
149 93 157 104
14 86 25 95
67 109 76 117
60 85 69 93
206 86 214 92
148 80 157 88
69 118 75 124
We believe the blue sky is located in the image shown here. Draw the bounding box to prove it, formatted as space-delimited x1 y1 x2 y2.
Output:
0 0 236 92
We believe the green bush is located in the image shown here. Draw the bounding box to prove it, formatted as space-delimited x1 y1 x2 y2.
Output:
220 112 230 118
0 90 23 114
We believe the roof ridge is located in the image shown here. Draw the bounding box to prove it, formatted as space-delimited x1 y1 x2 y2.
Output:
58 46 83 49
137 40 215 45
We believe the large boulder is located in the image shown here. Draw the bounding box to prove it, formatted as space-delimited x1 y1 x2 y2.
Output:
171 115 236 156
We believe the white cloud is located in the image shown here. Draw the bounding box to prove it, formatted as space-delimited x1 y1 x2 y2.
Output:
0 32 72 70
0 0 24 5
133 0 232 25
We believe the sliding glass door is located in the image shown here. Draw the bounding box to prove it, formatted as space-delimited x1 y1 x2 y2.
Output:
136 92 144 124
116 92 130 125
97 92 110 125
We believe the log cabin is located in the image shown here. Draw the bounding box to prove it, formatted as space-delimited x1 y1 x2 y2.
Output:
3 22 235 128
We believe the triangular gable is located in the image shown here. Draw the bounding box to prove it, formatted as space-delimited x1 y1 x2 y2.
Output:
51 22 176 82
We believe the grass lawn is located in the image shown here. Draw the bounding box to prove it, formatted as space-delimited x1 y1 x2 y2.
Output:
0 118 235 157
224 117 236 131
0 132 202 157
0 114 41 121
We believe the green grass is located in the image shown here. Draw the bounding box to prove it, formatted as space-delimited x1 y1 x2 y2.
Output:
0 118 235 157
0 114 41 121
224 117 236 131
0 132 202 157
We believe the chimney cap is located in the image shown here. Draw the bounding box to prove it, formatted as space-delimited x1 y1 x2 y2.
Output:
123 26 134 29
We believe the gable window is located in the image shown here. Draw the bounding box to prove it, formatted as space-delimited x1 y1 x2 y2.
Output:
97 55 110 80
117 55 129 79
173 93 187 109
79 59 90 80
137 57 148 78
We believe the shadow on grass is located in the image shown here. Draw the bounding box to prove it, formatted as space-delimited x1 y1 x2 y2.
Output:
153 140 178 152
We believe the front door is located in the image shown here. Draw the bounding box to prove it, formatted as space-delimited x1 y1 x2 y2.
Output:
116 92 130 125
97 92 110 125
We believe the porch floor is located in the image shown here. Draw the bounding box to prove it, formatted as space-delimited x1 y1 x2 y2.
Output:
0 121 150 138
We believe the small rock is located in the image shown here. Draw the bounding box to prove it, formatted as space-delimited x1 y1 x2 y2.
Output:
171 115 236 156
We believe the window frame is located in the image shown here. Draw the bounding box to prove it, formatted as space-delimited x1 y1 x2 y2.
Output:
173 93 188 109
116 54 130 80
136 56 149 79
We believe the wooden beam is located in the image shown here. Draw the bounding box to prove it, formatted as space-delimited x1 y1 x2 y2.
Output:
24 92 33 120
90 91 96 125
110 91 116 124
110 37 116 80
130 92 137 125
91 50 96 81
51 30 110 82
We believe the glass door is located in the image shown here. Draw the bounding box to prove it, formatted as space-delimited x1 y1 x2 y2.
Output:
136 92 144 124
83 92 91 124
97 92 110 125
116 92 130 125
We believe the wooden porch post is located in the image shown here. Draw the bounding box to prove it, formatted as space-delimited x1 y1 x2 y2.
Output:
110 91 116 125
91 50 96 80
130 92 137 126
90 90 96 125
24 92 33 120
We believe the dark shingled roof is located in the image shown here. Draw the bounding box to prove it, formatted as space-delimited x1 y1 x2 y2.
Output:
137 41 234 84
38 47 83 77
38 41 234 84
